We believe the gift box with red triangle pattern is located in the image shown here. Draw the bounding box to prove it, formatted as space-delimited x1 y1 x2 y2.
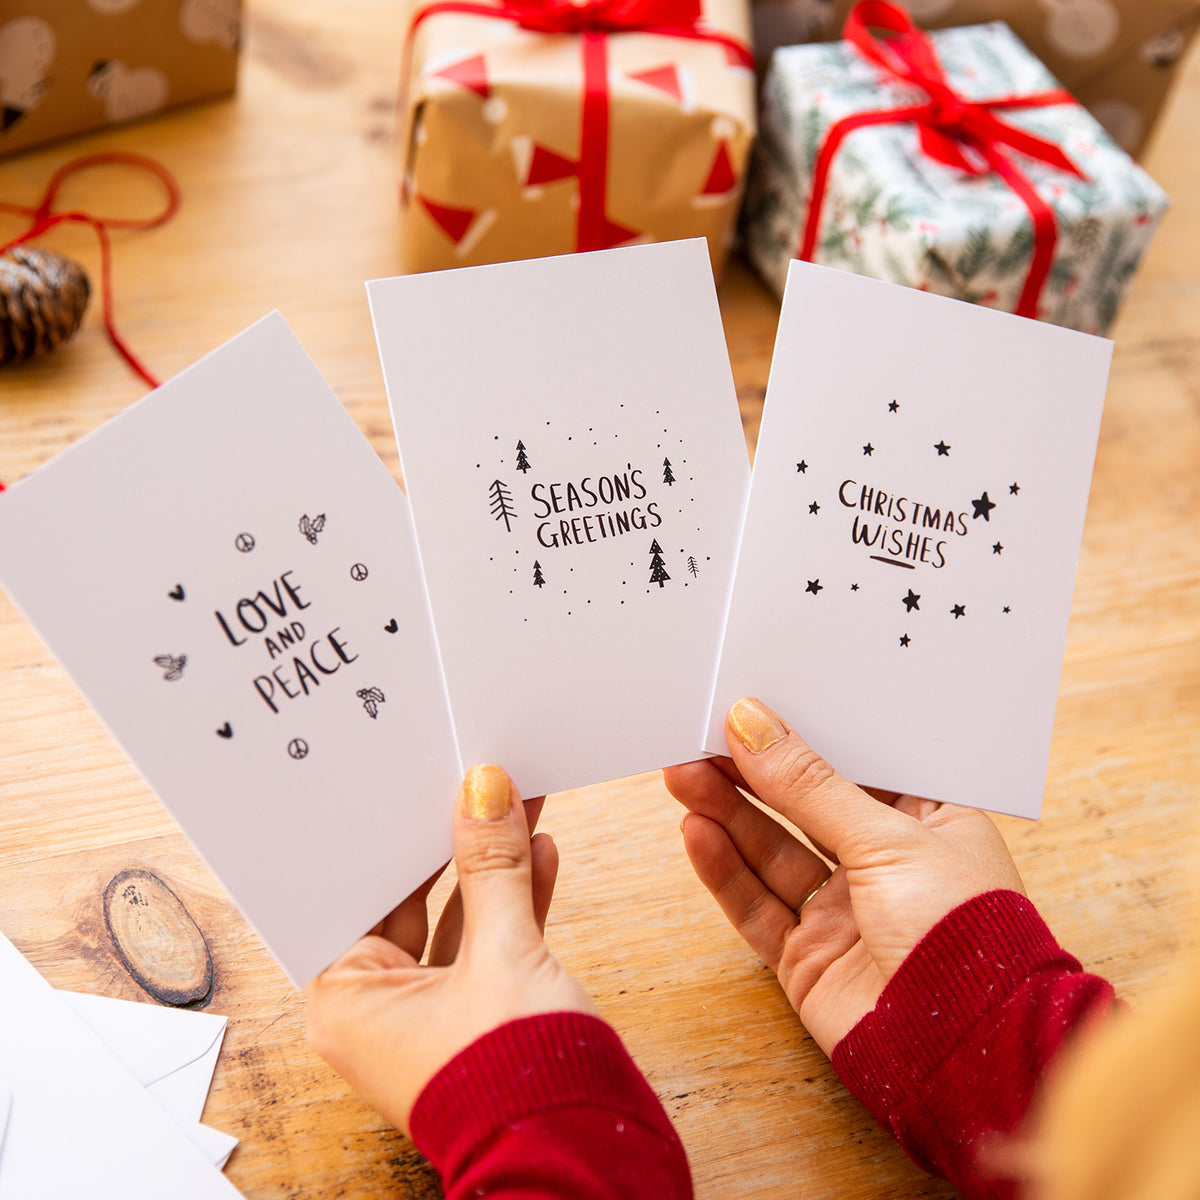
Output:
398 0 757 274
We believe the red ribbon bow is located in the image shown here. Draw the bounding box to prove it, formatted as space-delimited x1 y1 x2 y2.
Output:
404 0 752 254
501 0 703 33
799 0 1085 319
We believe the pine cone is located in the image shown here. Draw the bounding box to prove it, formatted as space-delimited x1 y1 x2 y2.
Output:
0 247 91 367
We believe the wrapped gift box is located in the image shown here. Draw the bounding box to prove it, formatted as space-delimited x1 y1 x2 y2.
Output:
399 0 757 274
743 18 1169 334
0 1 240 159
750 0 1199 159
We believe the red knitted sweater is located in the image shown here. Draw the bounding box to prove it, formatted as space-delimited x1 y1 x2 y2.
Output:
410 890 1118 1199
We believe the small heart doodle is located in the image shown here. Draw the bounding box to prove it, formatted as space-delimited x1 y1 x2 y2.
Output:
384 618 399 633
216 723 233 739
168 584 185 602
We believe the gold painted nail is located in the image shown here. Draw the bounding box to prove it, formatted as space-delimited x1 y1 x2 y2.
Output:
461 764 512 822
728 698 788 754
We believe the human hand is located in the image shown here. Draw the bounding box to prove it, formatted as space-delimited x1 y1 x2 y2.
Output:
663 697 1024 1057
306 764 596 1135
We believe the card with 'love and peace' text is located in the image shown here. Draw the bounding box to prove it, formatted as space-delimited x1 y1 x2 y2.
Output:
0 313 461 984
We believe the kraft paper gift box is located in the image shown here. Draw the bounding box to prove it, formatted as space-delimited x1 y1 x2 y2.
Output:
749 0 1198 160
0 0 240 158
742 9 1169 334
398 0 757 274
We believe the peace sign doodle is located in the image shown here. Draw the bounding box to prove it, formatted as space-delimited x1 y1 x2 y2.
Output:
287 738 309 760
349 563 369 582
235 532 256 553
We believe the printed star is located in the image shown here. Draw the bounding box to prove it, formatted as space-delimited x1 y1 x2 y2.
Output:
889 400 899 413
806 578 823 595
934 440 951 456
1003 605 1011 613
796 460 808 473
1010 482 1020 495
902 588 921 613
971 491 997 520
993 542 1003 555
809 501 820 514
951 603 966 619
850 583 859 591
863 443 874 456
899 633 911 647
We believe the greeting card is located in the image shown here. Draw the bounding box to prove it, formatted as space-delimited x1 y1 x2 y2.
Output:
706 262 1112 819
369 240 750 799
0 314 461 985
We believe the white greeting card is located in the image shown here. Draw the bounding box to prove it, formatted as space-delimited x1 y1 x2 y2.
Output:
369 240 751 799
0 314 461 985
707 262 1112 819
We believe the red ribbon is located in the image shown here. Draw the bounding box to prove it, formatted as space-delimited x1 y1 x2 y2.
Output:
799 0 1084 319
404 0 752 254
0 152 181 389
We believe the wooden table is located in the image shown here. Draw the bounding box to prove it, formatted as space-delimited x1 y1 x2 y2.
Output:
1 4 1198 1196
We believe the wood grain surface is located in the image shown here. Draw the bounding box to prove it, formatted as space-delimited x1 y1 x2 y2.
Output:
1 4 1198 1197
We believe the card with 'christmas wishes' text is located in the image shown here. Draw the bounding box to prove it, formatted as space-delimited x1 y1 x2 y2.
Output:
369 240 751 800
0 313 461 985
706 262 1113 819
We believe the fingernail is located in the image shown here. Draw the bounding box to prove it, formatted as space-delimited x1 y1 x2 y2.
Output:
729 697 788 754
461 764 512 822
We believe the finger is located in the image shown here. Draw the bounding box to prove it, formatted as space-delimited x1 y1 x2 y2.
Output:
529 832 559 935
454 764 539 955
681 811 799 972
370 865 446 961
427 794 545 967
724 698 916 865
664 759 831 910
672 757 843 867
861 785 903 806
318 932 420 982
777 868 860 1011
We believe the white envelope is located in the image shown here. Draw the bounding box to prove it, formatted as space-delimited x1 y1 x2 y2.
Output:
0 934 241 1198
60 991 237 1169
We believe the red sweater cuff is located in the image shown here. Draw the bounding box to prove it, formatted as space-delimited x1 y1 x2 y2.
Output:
833 890 1082 1101
831 890 1118 1199
411 1011 685 1180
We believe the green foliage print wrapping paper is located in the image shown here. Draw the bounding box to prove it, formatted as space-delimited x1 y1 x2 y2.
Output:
743 21 1169 335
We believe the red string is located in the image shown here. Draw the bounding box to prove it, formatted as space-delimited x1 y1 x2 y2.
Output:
0 152 182 390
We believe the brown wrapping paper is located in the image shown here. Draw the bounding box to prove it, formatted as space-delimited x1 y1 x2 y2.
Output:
750 0 1198 158
400 0 757 274
0 1 240 159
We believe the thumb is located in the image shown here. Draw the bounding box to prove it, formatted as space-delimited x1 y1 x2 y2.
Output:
454 764 539 955
725 697 915 865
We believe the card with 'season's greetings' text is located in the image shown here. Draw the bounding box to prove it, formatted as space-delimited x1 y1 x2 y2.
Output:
0 313 461 985
369 240 751 800
706 262 1112 819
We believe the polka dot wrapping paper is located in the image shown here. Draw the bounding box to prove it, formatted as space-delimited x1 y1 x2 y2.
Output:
750 0 1199 161
0 1 240 159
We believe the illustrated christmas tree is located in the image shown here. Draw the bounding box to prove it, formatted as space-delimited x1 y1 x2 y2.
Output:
515 440 531 473
662 457 675 486
649 539 670 588
687 555 699 576
489 478 516 531
532 560 545 588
